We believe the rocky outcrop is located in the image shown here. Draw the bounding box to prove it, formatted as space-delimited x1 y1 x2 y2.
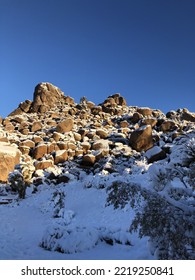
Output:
31 82 65 113
0 142 21 182
8 82 75 116
1 81 195 183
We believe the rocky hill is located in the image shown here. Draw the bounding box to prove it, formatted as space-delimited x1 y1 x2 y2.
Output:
0 82 194 184
0 82 194 260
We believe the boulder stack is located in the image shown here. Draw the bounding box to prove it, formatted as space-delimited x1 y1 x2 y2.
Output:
0 82 194 183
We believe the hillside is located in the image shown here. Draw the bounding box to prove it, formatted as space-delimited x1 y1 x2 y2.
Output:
0 82 194 260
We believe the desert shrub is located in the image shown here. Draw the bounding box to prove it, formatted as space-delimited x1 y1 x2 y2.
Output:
183 137 195 166
52 190 66 218
106 178 195 260
106 180 142 209
130 192 195 259
8 170 26 199
40 225 99 254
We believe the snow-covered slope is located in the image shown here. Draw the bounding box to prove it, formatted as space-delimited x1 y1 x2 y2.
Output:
0 178 154 260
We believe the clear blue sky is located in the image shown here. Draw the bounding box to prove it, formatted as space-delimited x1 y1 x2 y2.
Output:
0 0 195 117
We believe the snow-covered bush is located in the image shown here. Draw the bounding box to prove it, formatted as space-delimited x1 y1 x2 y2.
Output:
8 170 26 199
130 191 195 259
100 227 132 246
183 137 195 166
106 180 142 209
51 190 65 218
148 165 170 191
187 163 195 190
106 177 195 260
40 223 132 254
40 224 99 254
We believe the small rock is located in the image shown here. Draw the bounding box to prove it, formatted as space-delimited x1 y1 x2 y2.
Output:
54 150 68 164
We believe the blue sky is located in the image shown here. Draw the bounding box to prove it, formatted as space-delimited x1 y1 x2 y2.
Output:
0 0 195 117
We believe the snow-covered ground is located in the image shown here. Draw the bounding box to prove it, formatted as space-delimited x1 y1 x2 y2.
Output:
0 178 154 260
0 132 194 260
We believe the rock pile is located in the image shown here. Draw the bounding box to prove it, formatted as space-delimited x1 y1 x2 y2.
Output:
0 82 194 184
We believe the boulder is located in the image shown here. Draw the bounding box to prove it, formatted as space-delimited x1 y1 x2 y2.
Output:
32 143 48 159
140 118 157 128
31 121 42 132
33 136 43 144
35 160 54 170
0 129 8 142
92 139 110 158
106 93 127 106
0 142 21 182
119 120 129 128
54 150 68 164
56 142 67 150
47 142 60 153
82 154 96 166
160 120 177 132
129 125 153 152
145 146 166 163
74 132 82 141
8 100 33 116
131 112 142 123
181 111 195 122
91 106 102 115
81 142 91 153
19 100 32 113
56 118 74 133
96 129 108 139
53 132 63 142
137 107 153 117
92 139 110 151
86 101 95 109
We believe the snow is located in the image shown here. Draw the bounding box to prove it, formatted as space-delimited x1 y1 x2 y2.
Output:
0 179 154 260
0 131 194 260
145 146 162 158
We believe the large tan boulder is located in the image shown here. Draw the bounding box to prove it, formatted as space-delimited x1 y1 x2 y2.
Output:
0 129 8 142
92 140 110 158
160 120 177 132
35 160 54 170
0 142 21 182
32 143 48 159
129 125 153 152
56 118 74 133
137 107 153 117
181 111 195 122
31 121 42 132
